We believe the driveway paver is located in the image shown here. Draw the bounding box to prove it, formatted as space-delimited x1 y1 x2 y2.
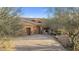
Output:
14 34 65 51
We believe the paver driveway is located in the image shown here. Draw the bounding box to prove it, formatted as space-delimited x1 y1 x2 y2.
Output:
14 34 65 51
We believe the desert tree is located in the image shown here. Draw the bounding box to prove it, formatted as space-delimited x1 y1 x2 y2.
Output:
54 7 79 50
0 7 22 37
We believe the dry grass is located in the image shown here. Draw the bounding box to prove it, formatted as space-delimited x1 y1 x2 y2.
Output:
0 37 15 51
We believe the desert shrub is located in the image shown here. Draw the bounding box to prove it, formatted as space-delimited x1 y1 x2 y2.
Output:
72 35 79 51
46 7 79 50
0 37 15 50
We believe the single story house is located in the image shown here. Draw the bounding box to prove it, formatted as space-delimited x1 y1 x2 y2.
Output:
18 18 48 35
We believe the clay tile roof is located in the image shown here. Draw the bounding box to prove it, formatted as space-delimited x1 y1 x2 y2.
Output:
20 17 46 25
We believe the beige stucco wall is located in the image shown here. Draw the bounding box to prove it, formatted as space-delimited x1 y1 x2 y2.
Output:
21 22 38 35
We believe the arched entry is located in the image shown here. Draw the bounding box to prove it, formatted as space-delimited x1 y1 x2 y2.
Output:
26 28 31 35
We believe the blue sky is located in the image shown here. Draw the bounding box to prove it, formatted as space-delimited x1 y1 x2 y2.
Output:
21 7 55 18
